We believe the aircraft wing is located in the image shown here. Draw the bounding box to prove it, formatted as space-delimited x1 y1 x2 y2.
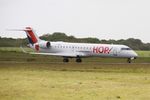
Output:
75 50 93 57
30 51 92 57
30 52 77 57
20 46 92 57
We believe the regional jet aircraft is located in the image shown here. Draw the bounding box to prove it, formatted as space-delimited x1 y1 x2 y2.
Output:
10 27 138 63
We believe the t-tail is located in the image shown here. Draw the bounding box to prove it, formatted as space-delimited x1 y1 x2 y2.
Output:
8 27 51 51
23 27 41 51
24 27 40 45
22 27 51 51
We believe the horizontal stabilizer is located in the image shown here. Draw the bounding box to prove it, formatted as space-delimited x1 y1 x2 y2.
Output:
6 28 32 31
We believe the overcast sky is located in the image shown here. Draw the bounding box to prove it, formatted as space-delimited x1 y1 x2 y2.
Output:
0 0 150 43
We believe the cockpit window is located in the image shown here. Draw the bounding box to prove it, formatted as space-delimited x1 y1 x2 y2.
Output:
121 48 132 50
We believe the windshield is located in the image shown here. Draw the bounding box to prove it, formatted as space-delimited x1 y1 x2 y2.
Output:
121 48 132 50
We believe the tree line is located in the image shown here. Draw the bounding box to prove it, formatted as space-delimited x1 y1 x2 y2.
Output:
0 32 150 50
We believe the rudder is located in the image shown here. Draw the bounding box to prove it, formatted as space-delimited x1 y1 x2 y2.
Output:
24 27 39 44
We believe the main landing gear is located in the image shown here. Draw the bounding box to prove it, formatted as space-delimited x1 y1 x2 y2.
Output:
63 57 69 62
63 56 82 63
76 58 82 63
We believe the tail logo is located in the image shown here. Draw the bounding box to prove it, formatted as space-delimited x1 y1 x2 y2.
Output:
25 27 38 44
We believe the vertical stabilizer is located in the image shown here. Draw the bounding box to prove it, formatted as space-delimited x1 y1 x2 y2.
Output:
24 27 40 44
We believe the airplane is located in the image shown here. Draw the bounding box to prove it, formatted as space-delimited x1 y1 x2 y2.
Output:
10 27 138 63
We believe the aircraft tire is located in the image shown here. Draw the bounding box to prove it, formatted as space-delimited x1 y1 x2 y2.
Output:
127 58 131 63
76 58 82 63
63 58 69 62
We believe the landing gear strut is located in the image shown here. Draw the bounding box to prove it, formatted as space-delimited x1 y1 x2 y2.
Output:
127 58 131 63
63 57 69 62
76 56 82 63
63 56 82 63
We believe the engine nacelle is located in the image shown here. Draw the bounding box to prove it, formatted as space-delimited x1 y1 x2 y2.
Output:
38 41 51 49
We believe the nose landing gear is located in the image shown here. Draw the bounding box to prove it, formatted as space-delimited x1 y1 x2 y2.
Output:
127 58 132 63
127 57 136 63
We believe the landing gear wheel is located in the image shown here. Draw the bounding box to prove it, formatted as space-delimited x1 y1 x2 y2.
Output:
127 58 131 63
76 58 82 63
63 58 69 62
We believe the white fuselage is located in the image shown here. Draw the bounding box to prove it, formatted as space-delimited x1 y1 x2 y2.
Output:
32 41 138 58
10 27 138 63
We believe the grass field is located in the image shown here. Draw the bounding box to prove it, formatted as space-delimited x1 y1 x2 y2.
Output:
136 51 150 57
0 47 150 100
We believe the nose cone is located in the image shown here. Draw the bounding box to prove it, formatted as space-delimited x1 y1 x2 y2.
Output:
133 51 138 58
